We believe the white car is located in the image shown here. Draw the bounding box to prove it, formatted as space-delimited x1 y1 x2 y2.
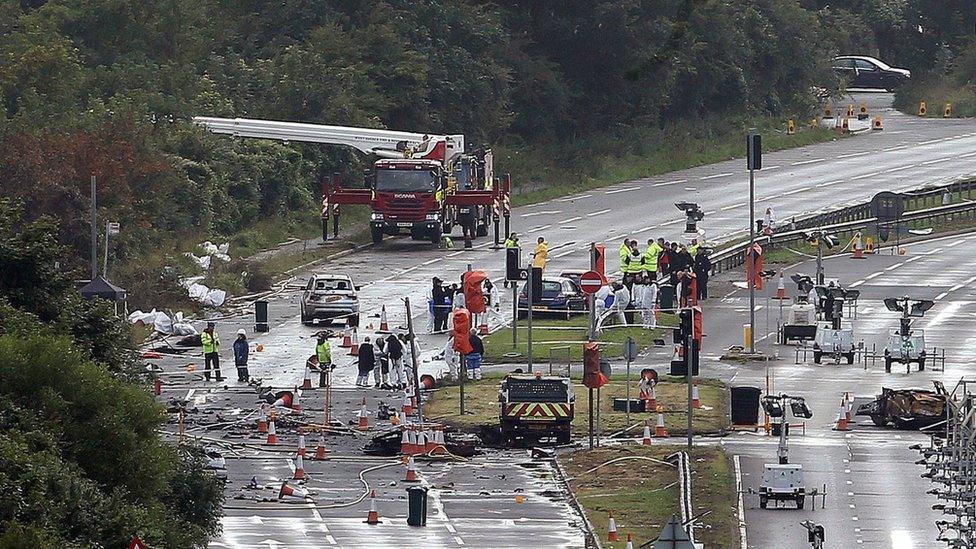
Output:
300 274 360 326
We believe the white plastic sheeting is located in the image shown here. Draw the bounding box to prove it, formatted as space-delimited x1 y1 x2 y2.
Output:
185 241 231 270
128 309 198 335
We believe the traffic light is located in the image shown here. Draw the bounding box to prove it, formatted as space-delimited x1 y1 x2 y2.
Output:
591 244 606 280
678 308 693 339
583 342 608 389
506 247 522 281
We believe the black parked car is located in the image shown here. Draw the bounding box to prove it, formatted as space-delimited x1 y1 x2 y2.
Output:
516 277 587 320
833 55 911 90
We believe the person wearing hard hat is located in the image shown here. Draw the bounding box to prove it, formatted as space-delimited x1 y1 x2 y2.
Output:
233 329 249 383
201 322 223 382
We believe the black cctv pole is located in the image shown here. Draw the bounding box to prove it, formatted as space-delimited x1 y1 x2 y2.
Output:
686 309 694 450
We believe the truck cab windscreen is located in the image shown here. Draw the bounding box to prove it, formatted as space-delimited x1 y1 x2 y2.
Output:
375 170 437 193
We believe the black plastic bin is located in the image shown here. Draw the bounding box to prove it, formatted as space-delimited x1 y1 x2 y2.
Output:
658 284 675 312
731 386 762 426
254 300 269 332
407 486 429 526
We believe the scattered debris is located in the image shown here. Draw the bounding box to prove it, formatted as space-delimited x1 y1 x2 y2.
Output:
855 381 948 430
128 309 197 335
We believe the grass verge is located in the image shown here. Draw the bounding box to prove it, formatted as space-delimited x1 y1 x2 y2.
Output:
894 77 976 118
484 314 675 363
559 446 740 548
425 372 729 436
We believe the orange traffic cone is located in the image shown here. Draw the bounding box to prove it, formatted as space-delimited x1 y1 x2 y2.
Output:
278 481 308 500
402 391 413 416
341 328 352 348
642 424 653 446
851 233 866 259
379 305 390 333
872 115 884 131
291 390 302 414
301 364 313 390
404 456 420 482
692 384 701 409
364 490 382 524
774 271 787 300
844 394 853 422
625 533 634 549
348 329 359 356
357 397 369 431
655 408 668 438
313 432 327 460
266 419 278 445
293 453 306 480
257 406 268 433
432 425 448 455
833 404 851 431
407 427 418 455
297 432 307 456
608 511 620 542
400 427 412 454
416 428 427 454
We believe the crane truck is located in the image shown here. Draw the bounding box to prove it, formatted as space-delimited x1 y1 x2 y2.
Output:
192 117 512 246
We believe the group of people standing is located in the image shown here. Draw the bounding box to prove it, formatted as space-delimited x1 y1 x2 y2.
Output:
427 275 501 334
355 332 414 389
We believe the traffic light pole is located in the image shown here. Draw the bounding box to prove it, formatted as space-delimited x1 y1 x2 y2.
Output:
749 167 756 354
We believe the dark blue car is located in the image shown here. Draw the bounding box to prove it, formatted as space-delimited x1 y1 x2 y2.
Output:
517 277 587 319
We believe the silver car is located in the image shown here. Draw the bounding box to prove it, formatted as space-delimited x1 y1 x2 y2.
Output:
301 274 360 326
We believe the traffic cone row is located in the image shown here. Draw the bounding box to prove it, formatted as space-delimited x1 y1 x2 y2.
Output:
774 271 787 300
655 408 668 438
607 511 620 542
379 305 390 333
364 490 382 524
348 329 360 356
398 423 447 455
358 397 369 431
691 384 701 409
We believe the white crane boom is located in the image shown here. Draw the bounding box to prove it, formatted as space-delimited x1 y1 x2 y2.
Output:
192 116 465 162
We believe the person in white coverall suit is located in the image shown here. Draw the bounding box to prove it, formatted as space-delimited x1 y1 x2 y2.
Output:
641 280 658 328
612 282 630 325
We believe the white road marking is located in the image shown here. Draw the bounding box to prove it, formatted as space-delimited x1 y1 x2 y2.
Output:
700 172 733 180
554 248 576 258
837 151 871 158
721 202 746 211
883 145 909 152
445 524 457 533
936 292 949 300
792 158 825 165
916 138 944 146
815 180 844 188
884 262 905 271
883 164 914 174
851 171 882 180
733 455 748 549
586 208 612 217
764 165 780 170
865 272 883 280
959 151 976 159
559 216 582 224
633 226 657 234
605 186 640 194
521 210 560 218
652 179 687 187
921 157 951 165
946 238 965 248
454 536 465 546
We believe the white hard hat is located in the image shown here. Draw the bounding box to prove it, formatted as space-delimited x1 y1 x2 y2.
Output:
237 329 246 336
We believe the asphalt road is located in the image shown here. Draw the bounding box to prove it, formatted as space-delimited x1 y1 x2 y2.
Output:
142 91 976 548
705 233 976 548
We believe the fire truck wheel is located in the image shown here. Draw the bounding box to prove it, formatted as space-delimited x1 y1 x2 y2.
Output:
371 226 383 244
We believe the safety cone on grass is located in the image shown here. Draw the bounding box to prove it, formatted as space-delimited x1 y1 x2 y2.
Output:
625 533 634 549
266 419 278 445
257 407 268 433
364 490 382 524
313 432 327 460
348 329 360 356
642 423 653 446
357 397 369 431
774 271 787 300
607 511 620 542
404 456 420 482
655 407 669 438
692 384 702 409
379 305 390 333
278 481 308 500
293 453 306 480
833 404 851 431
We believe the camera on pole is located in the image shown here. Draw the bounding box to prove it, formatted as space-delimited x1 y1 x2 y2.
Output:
675 202 704 233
